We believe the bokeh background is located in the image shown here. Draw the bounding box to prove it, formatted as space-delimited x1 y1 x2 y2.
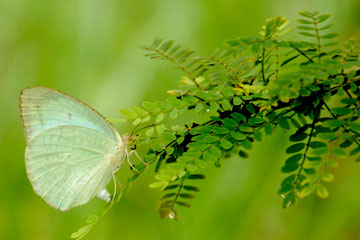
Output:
1 0 359 239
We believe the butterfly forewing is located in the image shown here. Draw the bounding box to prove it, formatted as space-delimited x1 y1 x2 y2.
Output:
20 87 121 143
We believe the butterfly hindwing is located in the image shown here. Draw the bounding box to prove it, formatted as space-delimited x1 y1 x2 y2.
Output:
25 125 118 211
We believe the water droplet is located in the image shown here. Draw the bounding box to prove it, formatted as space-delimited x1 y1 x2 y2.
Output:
169 211 175 219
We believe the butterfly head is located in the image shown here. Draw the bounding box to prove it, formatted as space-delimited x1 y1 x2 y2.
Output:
122 134 139 150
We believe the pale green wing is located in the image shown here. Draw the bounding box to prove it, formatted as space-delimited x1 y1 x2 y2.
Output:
20 87 121 144
25 125 119 211
20 87 125 211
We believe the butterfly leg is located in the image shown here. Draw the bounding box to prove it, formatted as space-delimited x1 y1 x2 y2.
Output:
111 172 117 202
126 149 140 173
129 150 148 166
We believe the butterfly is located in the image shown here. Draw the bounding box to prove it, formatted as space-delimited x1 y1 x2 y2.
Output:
20 87 140 211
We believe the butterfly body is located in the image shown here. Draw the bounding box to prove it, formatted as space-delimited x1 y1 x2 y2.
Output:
20 87 125 211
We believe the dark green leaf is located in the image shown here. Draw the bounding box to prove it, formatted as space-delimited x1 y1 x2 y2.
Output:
213 127 229 135
286 143 306 154
188 174 206 179
238 150 249 158
316 14 331 23
231 131 246 140
289 132 308 142
164 184 180 190
285 154 303 164
298 11 314 18
176 201 191 208
253 129 263 141
242 139 252 150
223 118 238 127
239 125 253 133
161 193 176 199
324 119 345 128
278 117 290 130
310 141 327 148
341 98 358 105
350 147 360 156
319 24 334 30
299 88 311 96
310 147 329 156
307 156 322 161
296 26 314 30
246 104 256 114
321 33 339 39
317 132 337 141
282 191 296 208
248 117 264 125
296 19 313 24
179 193 195 199
160 40 174 52
220 139 233 149
183 185 200 192
231 112 246 121
278 182 293 195
332 107 351 116
340 139 353 148
210 145 222 158
299 32 317 37
333 147 349 157
265 123 273 136
281 162 299 173
349 122 360 131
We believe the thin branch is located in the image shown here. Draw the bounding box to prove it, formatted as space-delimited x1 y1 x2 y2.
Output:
293 109 318 189
292 47 314 63
261 46 267 85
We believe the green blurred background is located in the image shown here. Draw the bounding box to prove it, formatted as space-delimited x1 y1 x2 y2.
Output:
1 0 359 239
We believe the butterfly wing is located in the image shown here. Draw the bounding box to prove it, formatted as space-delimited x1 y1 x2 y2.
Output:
20 87 121 143
20 87 124 211
25 126 119 211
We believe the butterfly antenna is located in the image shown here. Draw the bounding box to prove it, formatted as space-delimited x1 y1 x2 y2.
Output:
130 123 141 136
131 123 156 135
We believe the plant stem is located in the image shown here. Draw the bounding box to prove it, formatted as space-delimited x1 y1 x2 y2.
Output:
312 15 322 63
293 106 319 190
261 45 267 85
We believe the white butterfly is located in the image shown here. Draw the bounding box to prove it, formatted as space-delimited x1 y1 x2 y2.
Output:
20 87 139 211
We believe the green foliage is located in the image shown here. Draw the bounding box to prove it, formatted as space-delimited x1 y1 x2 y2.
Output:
73 10 360 238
